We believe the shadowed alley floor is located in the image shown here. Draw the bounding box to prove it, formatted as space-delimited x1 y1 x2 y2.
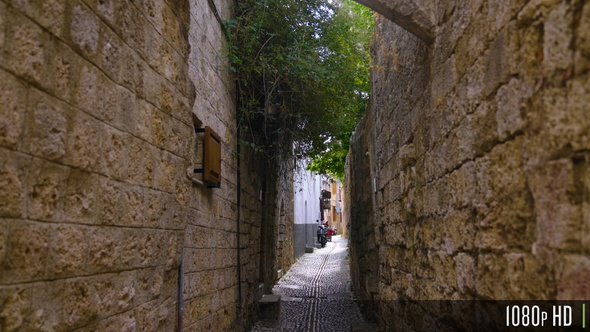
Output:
250 236 376 332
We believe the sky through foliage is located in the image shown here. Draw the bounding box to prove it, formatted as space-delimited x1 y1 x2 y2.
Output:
224 0 374 180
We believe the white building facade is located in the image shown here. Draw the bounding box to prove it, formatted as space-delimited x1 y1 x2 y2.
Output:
293 160 323 258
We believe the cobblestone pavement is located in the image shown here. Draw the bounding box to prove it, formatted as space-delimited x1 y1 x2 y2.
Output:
250 236 377 332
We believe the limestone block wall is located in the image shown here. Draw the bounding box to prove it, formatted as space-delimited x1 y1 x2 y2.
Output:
185 0 294 328
275 164 295 278
346 111 379 322
0 0 193 329
348 0 590 329
0 0 283 331
254 158 295 297
183 0 245 330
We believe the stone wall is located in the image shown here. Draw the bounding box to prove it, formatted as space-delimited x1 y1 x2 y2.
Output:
346 108 379 322
255 158 295 296
348 0 590 329
0 0 290 331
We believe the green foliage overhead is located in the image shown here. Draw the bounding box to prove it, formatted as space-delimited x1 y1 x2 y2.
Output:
224 0 373 179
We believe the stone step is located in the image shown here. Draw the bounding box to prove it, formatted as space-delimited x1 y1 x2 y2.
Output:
258 294 281 321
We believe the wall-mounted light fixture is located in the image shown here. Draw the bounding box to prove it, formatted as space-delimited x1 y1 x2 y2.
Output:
194 126 222 188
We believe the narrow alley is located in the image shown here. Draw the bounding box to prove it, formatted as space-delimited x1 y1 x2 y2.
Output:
251 236 375 332
2 0 590 331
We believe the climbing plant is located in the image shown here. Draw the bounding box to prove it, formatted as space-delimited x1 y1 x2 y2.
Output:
224 0 373 180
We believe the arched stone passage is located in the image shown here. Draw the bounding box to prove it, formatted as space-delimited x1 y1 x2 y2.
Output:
352 0 435 44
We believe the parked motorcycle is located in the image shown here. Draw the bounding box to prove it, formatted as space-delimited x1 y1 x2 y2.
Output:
317 225 328 248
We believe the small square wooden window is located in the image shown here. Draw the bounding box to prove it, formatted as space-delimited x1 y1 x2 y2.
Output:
194 126 221 188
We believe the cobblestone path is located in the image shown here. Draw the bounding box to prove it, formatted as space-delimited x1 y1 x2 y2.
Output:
250 236 376 332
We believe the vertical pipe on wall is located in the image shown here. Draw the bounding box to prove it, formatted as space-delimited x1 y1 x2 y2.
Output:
236 86 243 313
177 247 184 331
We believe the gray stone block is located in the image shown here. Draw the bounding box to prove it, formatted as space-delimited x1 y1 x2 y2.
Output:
258 294 281 321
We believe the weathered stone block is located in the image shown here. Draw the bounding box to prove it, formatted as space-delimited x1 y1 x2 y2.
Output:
135 301 157 332
185 224 211 248
61 277 100 329
486 137 526 199
41 0 66 37
484 27 511 97
0 221 6 265
123 136 142 183
443 209 476 252
2 221 50 283
504 253 553 299
136 231 155 267
582 158 590 252
26 158 69 221
556 254 590 300
447 162 476 209
426 250 457 289
0 2 5 63
151 109 167 148
75 64 99 115
100 28 122 81
134 99 154 142
454 252 475 294
64 169 98 224
0 68 26 150
574 2 590 74
102 126 129 180
154 302 176 331
70 4 100 55
25 89 68 161
27 281 64 331
6 11 49 84
114 84 139 133
164 231 182 270
475 253 509 299
53 224 87 276
120 312 137 332
543 2 573 76
119 230 144 269
475 194 535 251
565 76 590 151
150 268 166 299
141 144 158 188
0 287 27 332
144 189 165 227
431 54 456 100
47 41 80 103
423 177 450 217
4 0 61 37
458 57 486 104
96 72 121 124
495 78 532 141
258 294 281 320
155 150 179 192
516 18 543 84
87 226 121 272
535 86 589 158
454 14 487 80
66 111 105 173
529 159 581 251
0 151 28 218
185 248 211 273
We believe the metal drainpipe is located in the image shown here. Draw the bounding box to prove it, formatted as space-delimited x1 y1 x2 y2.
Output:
178 247 184 331
236 87 243 315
